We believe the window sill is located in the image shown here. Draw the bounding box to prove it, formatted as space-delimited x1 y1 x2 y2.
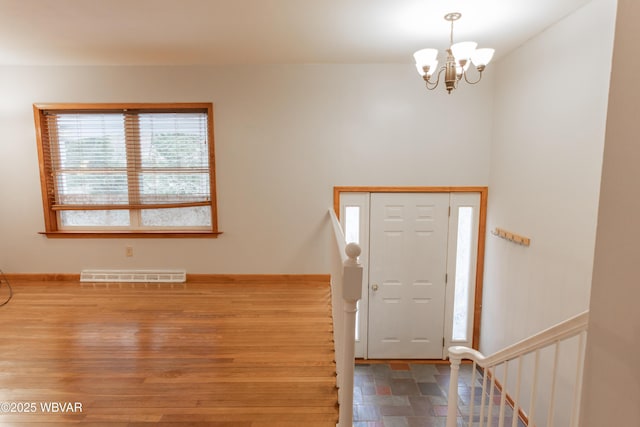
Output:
39 231 223 239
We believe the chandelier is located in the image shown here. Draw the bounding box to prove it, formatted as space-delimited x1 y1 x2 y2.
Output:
413 12 495 94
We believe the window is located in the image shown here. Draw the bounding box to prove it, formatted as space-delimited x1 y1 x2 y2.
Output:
344 206 360 245
452 206 473 342
33 103 220 237
343 205 361 341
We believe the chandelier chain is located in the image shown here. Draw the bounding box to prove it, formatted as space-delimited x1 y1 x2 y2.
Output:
450 19 454 48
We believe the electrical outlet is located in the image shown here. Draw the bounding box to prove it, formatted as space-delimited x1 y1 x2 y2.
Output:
125 246 133 257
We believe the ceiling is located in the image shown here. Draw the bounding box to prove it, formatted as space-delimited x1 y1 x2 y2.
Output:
0 0 593 66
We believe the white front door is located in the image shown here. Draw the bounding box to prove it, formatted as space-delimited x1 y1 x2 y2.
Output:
368 193 450 359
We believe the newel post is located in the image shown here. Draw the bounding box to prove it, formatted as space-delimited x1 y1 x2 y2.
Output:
339 242 363 427
446 348 463 427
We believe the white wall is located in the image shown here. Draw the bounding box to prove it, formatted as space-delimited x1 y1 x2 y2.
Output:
0 64 492 274
581 0 640 425
481 0 616 424
482 0 616 348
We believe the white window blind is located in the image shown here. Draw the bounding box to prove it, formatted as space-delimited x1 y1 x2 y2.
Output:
41 110 211 211
34 103 218 235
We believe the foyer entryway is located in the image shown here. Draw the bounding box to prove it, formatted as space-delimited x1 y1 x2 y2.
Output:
336 187 486 360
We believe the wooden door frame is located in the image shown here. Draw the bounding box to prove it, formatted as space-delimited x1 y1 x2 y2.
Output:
333 186 488 352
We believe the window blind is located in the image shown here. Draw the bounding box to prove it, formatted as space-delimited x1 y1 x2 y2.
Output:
40 109 212 211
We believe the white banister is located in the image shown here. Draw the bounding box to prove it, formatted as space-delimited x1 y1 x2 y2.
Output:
547 342 560 427
328 208 363 427
569 331 586 427
512 356 523 427
446 311 589 427
446 355 462 424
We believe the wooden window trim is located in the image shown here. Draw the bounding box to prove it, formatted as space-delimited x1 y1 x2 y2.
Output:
33 103 221 238
39 231 223 239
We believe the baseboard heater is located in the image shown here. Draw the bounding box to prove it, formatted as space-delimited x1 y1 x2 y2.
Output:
80 269 187 283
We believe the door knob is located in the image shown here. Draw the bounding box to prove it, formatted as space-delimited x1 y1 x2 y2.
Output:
371 284 379 291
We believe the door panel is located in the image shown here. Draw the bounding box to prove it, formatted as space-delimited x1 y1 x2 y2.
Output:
368 193 450 359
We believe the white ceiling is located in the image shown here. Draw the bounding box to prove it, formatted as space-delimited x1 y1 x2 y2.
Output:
0 0 592 66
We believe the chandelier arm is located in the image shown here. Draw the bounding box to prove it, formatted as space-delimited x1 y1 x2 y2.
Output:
463 69 483 85
424 66 446 90
425 79 439 90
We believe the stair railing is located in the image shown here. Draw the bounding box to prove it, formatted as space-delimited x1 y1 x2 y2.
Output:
328 208 363 427
446 311 589 427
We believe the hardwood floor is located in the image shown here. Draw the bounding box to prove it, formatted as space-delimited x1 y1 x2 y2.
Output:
0 279 339 426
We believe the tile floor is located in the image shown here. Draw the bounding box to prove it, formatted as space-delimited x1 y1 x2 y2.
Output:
353 362 526 427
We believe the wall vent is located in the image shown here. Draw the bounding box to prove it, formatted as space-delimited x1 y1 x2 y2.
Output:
80 269 186 283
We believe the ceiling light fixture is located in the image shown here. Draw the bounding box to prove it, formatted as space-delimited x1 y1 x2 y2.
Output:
413 12 494 94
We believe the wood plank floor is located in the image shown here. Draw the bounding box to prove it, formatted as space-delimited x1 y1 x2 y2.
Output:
0 279 339 426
